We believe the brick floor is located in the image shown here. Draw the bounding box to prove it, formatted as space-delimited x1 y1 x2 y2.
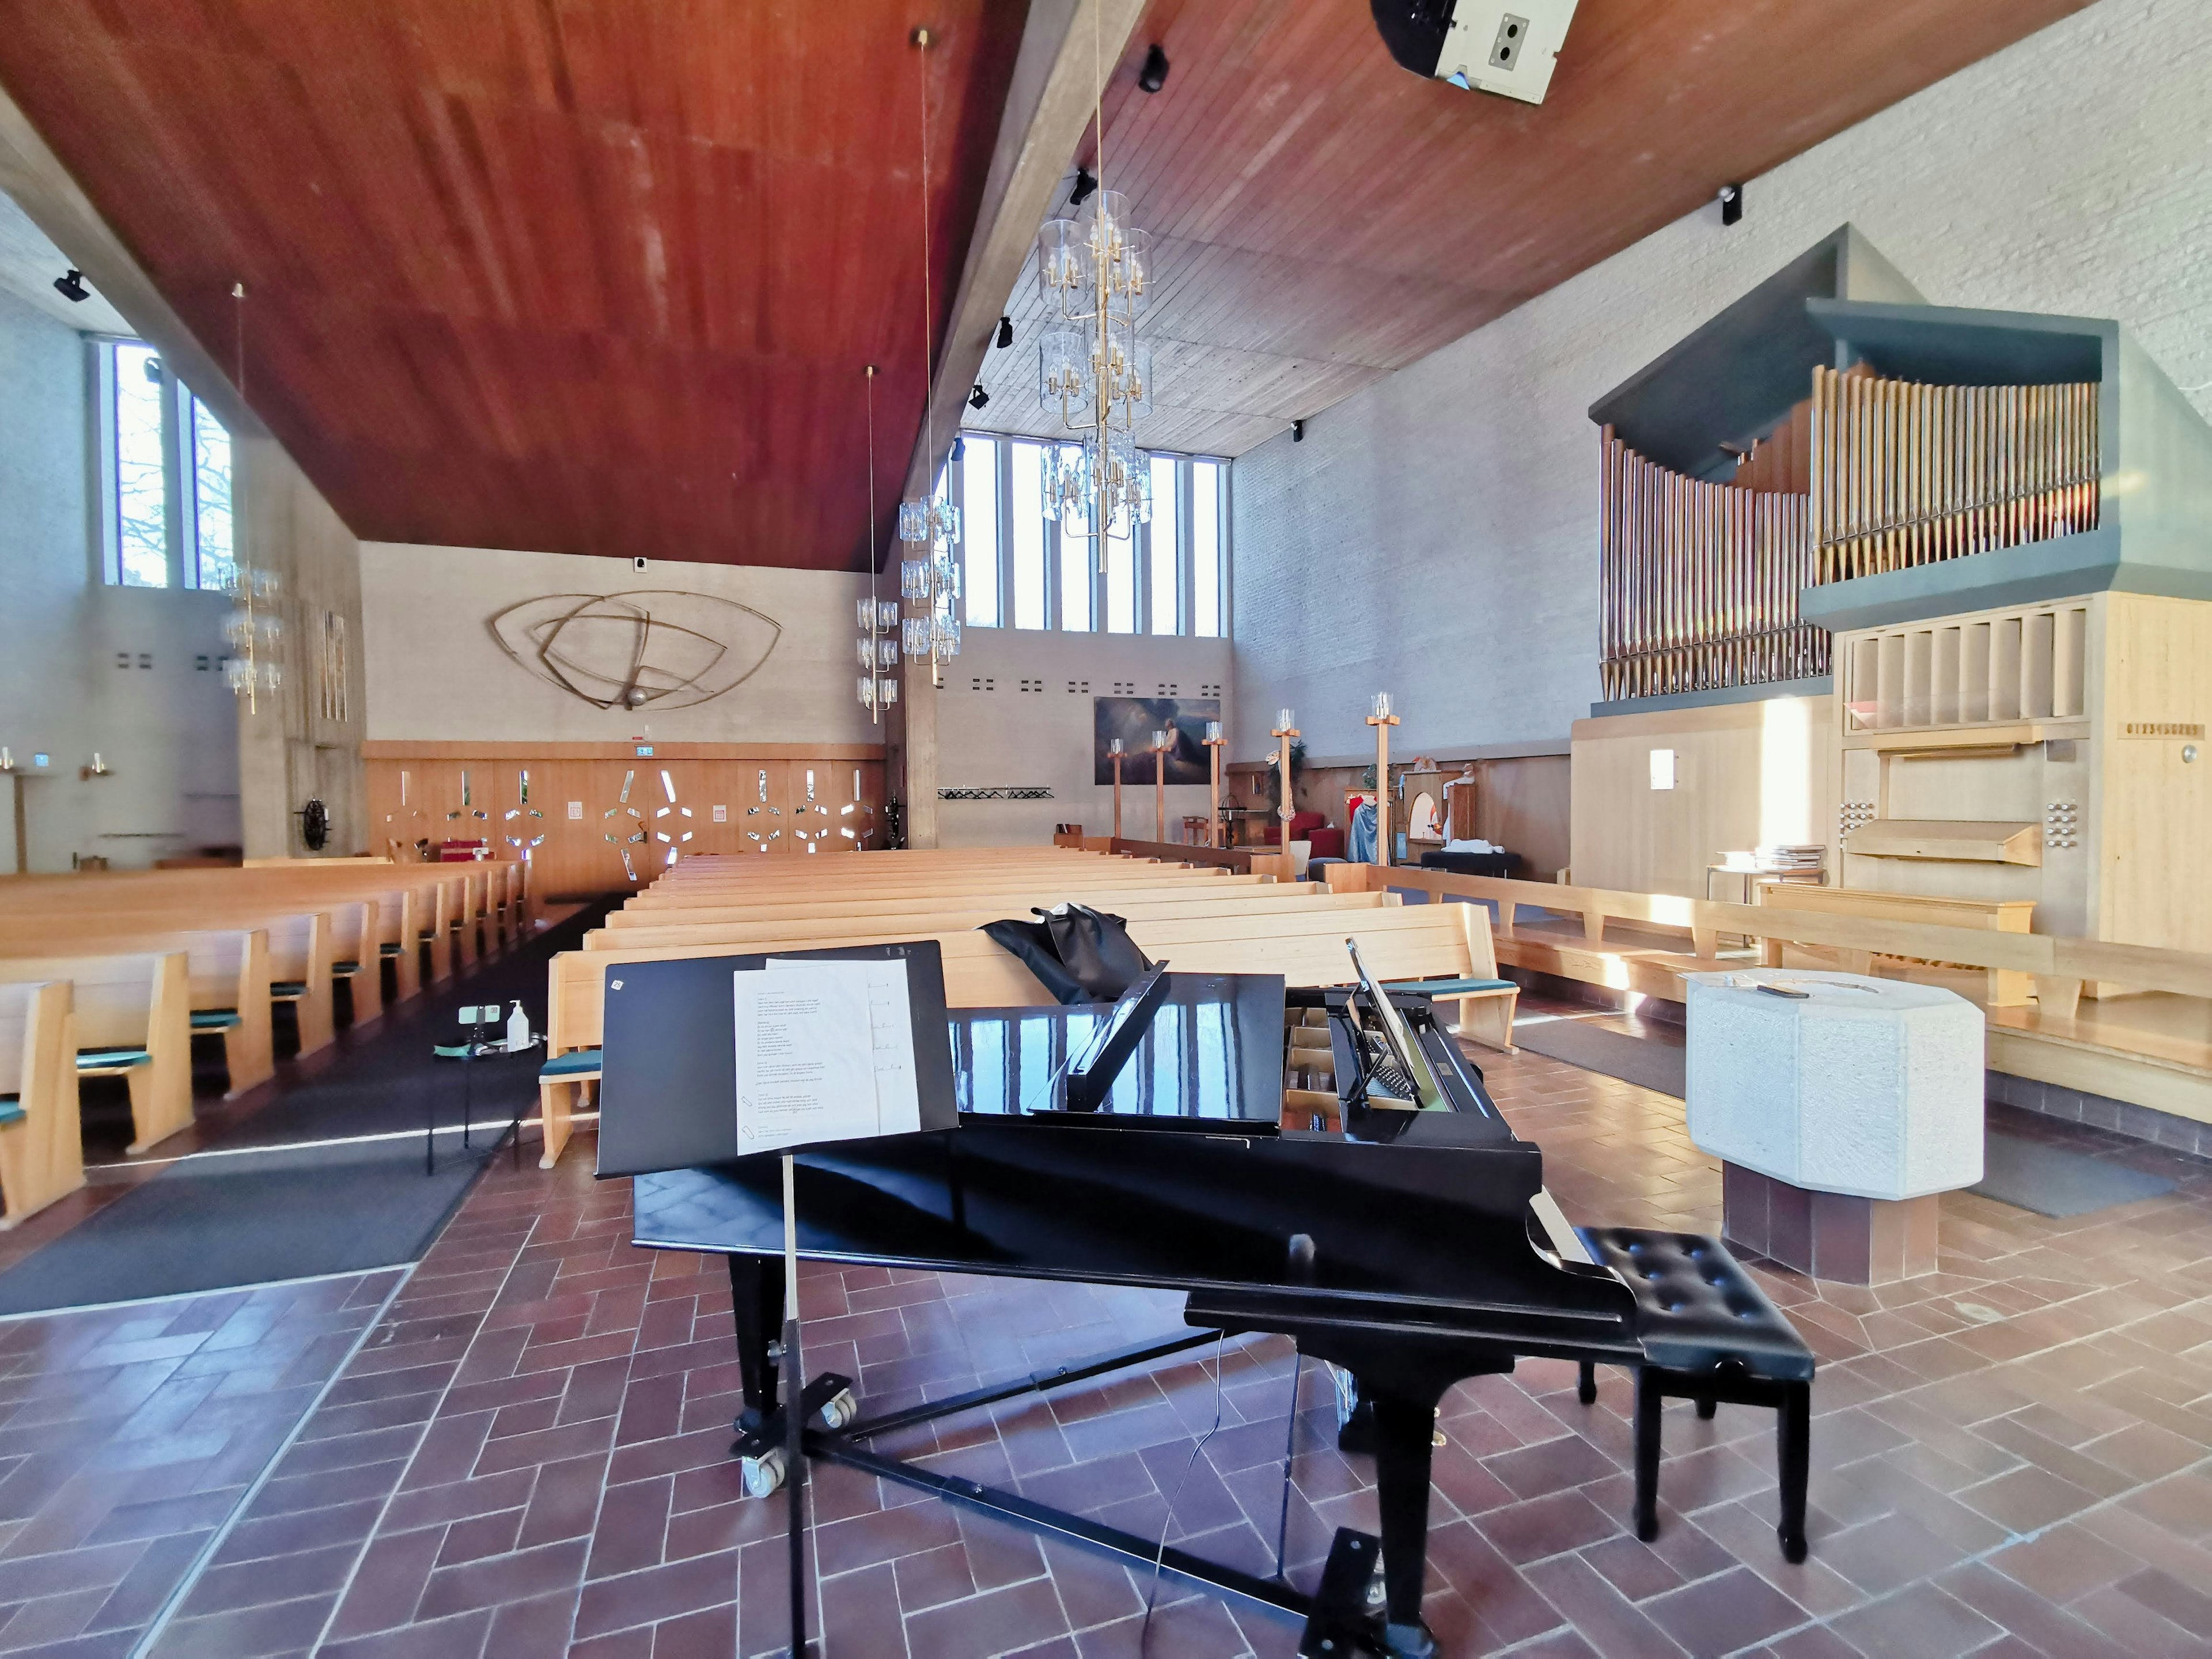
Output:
8 998 2212 1656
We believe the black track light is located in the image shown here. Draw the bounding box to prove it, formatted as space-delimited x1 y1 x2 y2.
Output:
53 268 89 303
1718 182 1744 226
1292 419 1305 443
995 315 1014 350
1138 44 1170 93
1070 166 1097 209
968 382 990 411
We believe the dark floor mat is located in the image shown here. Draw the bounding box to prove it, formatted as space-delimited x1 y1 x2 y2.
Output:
1969 1130 2176 1218
1512 1018 1687 1098
0 900 612 1313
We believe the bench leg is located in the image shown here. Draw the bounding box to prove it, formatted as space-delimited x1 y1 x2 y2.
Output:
1451 990 1517 1054
1577 1362 1596 1406
1777 1382 1810 1563
539 1079 575 1169
1634 1368 1662 1541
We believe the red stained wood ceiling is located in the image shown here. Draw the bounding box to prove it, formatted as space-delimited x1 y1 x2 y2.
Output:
971 0 2093 458
0 0 1024 569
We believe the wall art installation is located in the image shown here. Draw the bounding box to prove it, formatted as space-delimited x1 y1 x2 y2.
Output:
1093 696 1221 785
487 590 781 710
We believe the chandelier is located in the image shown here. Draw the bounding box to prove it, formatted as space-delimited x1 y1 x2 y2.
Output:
898 26 963 686
855 363 902 717
1036 190 1154 536
223 565 281 710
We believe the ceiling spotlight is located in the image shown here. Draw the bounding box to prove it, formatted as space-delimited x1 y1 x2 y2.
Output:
53 268 89 303
1718 182 1744 226
995 315 1014 350
1292 419 1306 443
1138 44 1170 93
1070 166 1097 209
968 382 990 411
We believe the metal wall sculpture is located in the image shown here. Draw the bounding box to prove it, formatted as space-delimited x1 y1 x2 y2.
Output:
487 590 781 711
1597 430 1824 701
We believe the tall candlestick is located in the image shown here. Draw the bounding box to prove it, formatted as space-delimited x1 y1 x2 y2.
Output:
1268 710 1300 853
1151 730 1171 842
1366 692 1401 868
1109 740 1124 841
1202 721 1226 847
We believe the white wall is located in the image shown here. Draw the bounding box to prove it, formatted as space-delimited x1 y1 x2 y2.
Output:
0 287 241 871
1230 0 2212 760
935 627 1234 847
359 543 878 746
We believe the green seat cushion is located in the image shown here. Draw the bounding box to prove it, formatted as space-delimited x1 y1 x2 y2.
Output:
380 942 405 957
270 980 310 998
78 1048 152 1071
541 1048 604 1079
1382 976 1517 996
332 960 361 975
191 1009 244 1030
0 1101 22 1127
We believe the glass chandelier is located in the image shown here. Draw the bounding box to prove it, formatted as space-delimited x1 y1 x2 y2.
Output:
1036 191 1154 537
223 565 281 710
899 26 962 685
857 596 900 714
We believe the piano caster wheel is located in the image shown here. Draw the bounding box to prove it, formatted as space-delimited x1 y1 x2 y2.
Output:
741 1449 786 1499
817 1389 857 1431
1381 1620 1437 1659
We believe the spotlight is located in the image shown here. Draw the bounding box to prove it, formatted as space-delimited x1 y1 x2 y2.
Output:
995 315 1014 350
968 382 990 411
1070 166 1097 209
52 268 88 303
1718 182 1744 226
1138 43 1171 93
1292 419 1305 443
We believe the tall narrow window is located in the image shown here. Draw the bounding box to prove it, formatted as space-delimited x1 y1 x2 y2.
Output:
1056 446 1090 632
1009 440 1048 630
112 343 169 586
190 396 234 590
1103 527 1135 633
960 435 999 627
1149 454 1180 635
1191 459 1224 638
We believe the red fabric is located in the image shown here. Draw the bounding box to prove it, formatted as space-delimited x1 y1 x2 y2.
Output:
1262 812 1330 847
1308 827 1344 859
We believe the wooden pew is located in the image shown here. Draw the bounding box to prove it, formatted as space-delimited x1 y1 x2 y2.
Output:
1751 885 2036 1006
537 900 1517 1168
618 865 1237 908
0 980 85 1227
599 876 1281 932
0 953 194 1152
0 922 274 1097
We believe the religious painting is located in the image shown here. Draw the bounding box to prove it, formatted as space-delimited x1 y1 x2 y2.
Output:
1093 697 1221 785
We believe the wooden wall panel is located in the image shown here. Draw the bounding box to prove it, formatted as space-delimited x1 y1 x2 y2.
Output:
366 748 886 897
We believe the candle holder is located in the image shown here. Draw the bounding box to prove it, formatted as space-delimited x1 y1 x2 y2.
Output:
1202 721 1228 847
1108 737 1125 842
1150 729 1172 843
1268 710 1298 852
1366 693 1400 867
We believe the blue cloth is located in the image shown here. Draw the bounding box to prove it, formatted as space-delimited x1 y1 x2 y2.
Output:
1349 800 1378 863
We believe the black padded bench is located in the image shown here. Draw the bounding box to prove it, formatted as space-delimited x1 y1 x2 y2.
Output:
1573 1227 1815 1562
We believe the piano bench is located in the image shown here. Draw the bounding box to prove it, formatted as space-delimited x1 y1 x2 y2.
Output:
1573 1227 1815 1563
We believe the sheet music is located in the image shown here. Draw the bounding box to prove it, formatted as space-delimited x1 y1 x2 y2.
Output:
732 964 880 1154
763 957 922 1139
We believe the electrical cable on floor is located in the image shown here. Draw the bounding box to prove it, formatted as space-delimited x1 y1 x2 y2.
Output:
1140 1329 1228 1653
1272 1350 1304 1579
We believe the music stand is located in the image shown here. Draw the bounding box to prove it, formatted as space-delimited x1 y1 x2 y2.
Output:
597 943 959 1658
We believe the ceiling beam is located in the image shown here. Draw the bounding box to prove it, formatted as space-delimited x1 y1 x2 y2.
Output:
0 80 265 441
901 0 1145 509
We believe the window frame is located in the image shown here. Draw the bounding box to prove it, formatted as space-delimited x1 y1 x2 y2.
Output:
93 336 235 592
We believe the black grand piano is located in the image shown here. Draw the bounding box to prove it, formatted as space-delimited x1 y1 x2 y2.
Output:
604 946 1644 1659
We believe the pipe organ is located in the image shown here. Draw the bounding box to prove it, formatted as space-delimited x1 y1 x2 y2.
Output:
1599 371 2101 701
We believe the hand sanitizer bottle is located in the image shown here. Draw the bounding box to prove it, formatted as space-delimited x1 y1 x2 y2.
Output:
506 1000 529 1052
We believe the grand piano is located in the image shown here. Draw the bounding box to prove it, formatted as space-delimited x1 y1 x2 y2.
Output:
605 949 1644 1659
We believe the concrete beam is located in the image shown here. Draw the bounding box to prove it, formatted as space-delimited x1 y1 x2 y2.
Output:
0 81 264 440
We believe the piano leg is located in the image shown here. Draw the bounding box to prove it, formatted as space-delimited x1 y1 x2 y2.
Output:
729 1253 786 1435
1364 1379 1447 1659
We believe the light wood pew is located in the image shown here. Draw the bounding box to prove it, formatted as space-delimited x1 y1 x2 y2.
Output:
1752 885 2036 1006
619 866 1239 908
601 877 1279 931
537 900 1517 1167
0 923 274 1097
0 953 194 1152
587 889 1397 951
0 980 85 1227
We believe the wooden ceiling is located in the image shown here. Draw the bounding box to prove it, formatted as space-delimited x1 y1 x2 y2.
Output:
968 0 2092 457
0 0 1024 569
